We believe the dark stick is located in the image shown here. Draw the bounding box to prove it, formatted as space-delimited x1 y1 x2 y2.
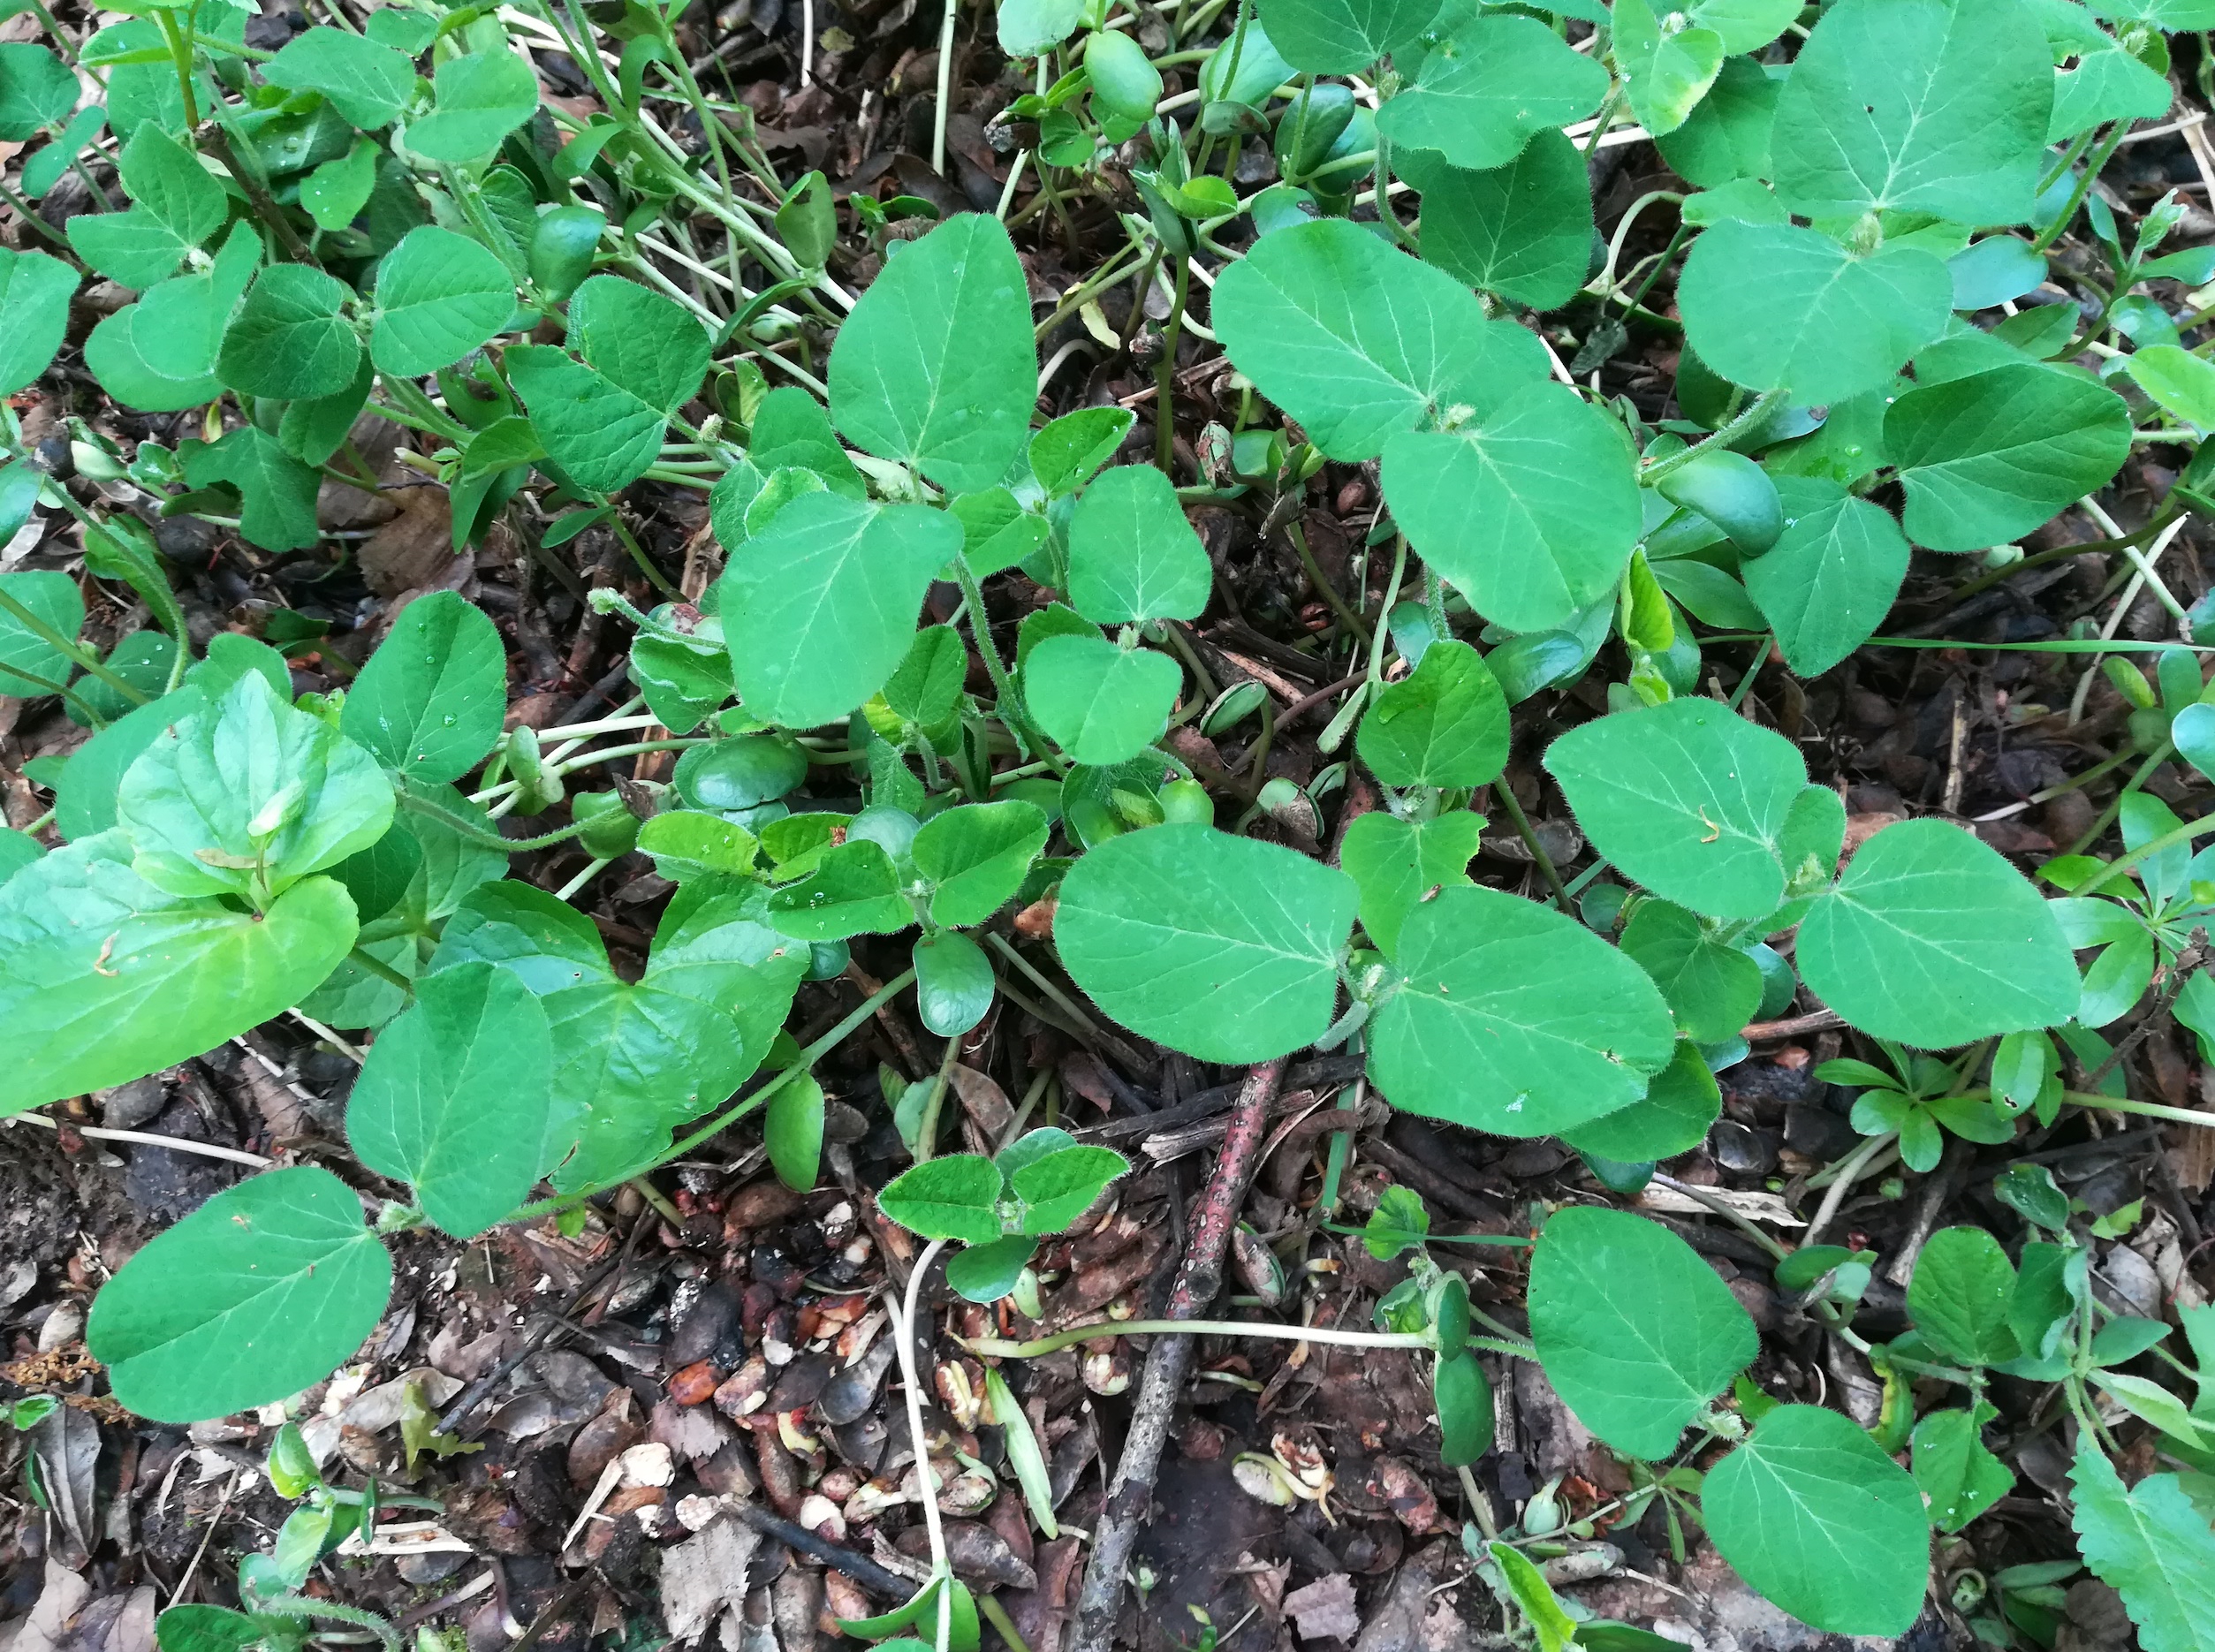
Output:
1066 1058 1287 1652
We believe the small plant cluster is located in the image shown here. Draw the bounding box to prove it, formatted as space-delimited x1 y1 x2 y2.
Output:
6 0 2215 1641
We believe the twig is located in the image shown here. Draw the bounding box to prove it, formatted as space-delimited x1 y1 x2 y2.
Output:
1067 1058 1287 1652
6 1111 273 1169
727 1503 919 1597
1741 1007 1843 1041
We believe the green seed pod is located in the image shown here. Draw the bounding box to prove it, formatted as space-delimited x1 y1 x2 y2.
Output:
1085 29 1163 127
775 171 836 270
1157 777 1214 825
1433 1351 1494 1466
266 1422 320 1500
2104 655 2157 709
528 205 606 302
1273 83 1355 181
572 791 641 859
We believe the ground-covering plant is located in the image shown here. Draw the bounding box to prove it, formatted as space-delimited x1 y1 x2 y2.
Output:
7 0 2215 1639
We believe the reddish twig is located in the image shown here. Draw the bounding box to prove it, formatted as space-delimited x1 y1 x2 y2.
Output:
1066 1057 1288 1652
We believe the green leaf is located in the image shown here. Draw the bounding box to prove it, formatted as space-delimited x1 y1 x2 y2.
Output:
632 633 732 734
1886 364 2131 551
1618 898 1764 1042
1912 1409 2014 1534
569 273 710 414
1057 823 1357 1063
122 119 226 244
117 672 394 901
504 344 666 494
998 0 1082 53
1026 636 1181 765
766 1070 824 1191
1744 478 1910 678
1067 465 1211 624
2052 37 2173 143
535 910 803 1190
1769 0 2053 224
1032 407 1135 498
951 1234 1035 1304
1545 699 1811 920
827 213 1035 494
1559 1037 1723 1162
300 139 379 234
1384 383 1642 633
1656 54 1779 187
1367 883 1677 1135
368 226 513 375
1908 1226 2021 1365
915 929 997 1036
1402 129 1593 312
2131 344 2215 433
1612 0 1724 136
884 625 967 728
762 831 905 934
748 385 866 497
341 591 506 783
86 1165 391 1422
1255 0 1440 71
0 42 76 139
1678 222 1953 407
126 262 254 399
2070 1444 2215 1652
177 426 321 551
1375 14 1608 170
1212 216 1551 461
432 878 613 994
0 570 82 697
1797 819 2079 1047
1527 1205 1758 1458
265 27 417 128
1488 1542 1579 1652
402 49 539 162
1339 807 1483 957
154 1605 267 1652
0 248 77 396
638 810 757 882
1703 1405 1931 1636
878 1154 1005 1245
1355 639 1508 788
67 205 195 292
913 800 1050 928
1364 1184 1430 1259
719 492 962 729
217 263 362 400
2090 1371 2209 1448
1011 1143 1128 1233
0 833 360 1113
347 961 551 1238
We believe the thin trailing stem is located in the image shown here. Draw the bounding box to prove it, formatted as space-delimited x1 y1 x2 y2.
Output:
1639 387 1790 485
950 553 1065 770
965 1319 1449 1358
2069 810 2215 895
892 1236 955 1651
1491 781 1573 913
2032 122 2128 254
1156 257 1194 476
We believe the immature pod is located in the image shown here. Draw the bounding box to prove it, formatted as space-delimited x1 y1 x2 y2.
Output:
529 205 605 301
1273 84 1355 181
1086 29 1163 128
